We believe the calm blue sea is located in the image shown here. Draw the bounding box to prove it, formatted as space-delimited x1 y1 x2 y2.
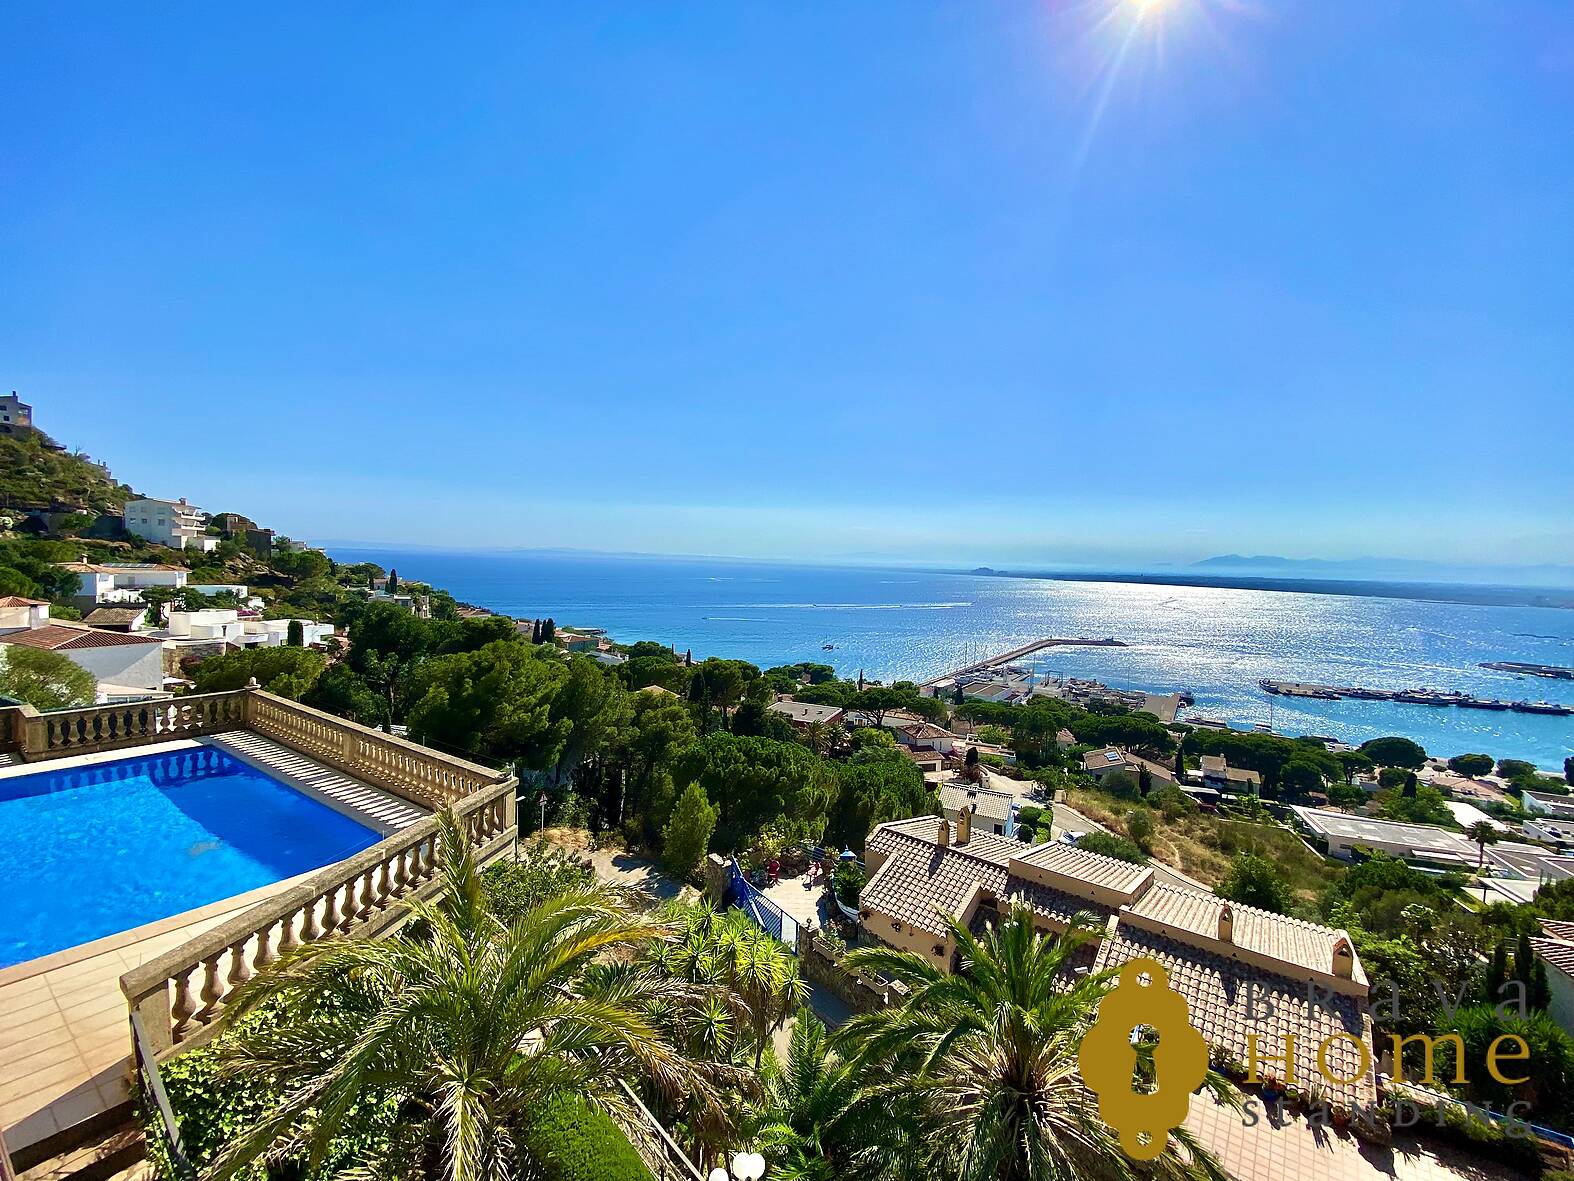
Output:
331 549 1574 772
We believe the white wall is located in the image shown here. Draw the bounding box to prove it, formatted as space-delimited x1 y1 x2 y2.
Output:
63 642 166 692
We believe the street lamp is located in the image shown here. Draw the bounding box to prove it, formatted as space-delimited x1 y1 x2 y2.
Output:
709 1153 765 1181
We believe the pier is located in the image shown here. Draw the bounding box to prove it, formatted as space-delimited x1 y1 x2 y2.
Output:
921 636 1127 687
1258 679 1572 716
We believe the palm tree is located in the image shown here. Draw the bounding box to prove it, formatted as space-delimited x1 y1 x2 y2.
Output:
836 909 1238 1181
1468 820 1502 869
748 1015 914 1181
206 809 716 1181
653 903 809 1068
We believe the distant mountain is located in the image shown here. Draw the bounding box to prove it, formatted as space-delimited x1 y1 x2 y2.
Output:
1191 554 1574 589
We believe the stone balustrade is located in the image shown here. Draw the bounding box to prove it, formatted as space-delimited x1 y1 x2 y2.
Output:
7 692 250 760
122 779 516 1057
246 692 502 810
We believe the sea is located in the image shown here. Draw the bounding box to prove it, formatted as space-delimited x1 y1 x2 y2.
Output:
328 548 1574 772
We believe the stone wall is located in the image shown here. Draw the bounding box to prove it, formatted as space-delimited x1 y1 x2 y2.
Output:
799 927 907 1013
703 853 730 906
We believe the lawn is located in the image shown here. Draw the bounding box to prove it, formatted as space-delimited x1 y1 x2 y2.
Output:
1064 788 1342 905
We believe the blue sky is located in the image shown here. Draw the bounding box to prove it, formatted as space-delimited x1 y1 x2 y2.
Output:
4 3 1571 568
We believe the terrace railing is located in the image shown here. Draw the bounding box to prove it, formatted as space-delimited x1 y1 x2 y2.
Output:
122 777 516 1058
6 691 250 760
245 692 500 810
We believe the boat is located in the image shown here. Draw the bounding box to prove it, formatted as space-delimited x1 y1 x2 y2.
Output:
1513 700 1574 716
1394 691 1451 706
822 643 835 651
1457 698 1511 711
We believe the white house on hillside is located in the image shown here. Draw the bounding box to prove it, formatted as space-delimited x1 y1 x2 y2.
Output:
0 596 51 633
66 560 188 607
0 624 165 700
123 497 216 551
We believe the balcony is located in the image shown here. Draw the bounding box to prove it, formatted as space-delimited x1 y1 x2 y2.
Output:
0 690 518 1169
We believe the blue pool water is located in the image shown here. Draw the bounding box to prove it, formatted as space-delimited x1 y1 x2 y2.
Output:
0 747 381 969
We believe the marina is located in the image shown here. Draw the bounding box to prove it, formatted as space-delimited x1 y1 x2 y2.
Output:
1481 661 1574 680
1259 679 1573 716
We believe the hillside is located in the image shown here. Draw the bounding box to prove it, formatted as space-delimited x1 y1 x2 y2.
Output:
0 431 135 516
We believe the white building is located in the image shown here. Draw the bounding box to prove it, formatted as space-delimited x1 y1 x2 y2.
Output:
240 618 335 648
165 609 247 644
123 497 215 551
0 624 165 700
0 595 51 633
65 560 188 607
0 391 34 435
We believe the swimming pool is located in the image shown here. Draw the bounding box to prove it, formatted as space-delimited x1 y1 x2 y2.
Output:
1 745 383 969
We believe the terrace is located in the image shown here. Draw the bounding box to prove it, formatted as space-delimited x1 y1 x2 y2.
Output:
0 689 518 1173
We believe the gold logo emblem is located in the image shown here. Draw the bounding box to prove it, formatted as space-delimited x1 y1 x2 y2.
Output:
1079 957 1208 1160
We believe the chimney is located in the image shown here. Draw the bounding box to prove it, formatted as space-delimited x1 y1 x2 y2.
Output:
956 804 973 846
937 816 950 847
1217 904 1234 944
1332 936 1355 979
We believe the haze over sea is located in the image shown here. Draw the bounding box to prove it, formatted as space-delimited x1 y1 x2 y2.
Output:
331 549 1574 772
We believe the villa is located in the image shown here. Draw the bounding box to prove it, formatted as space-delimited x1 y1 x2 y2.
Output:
857 812 1375 1112
64 559 188 608
0 623 167 700
766 698 846 728
122 497 215 552
0 689 517 1174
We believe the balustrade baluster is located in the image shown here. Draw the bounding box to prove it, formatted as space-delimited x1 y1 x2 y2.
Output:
254 918 279 968
227 936 253 989
303 894 324 941
373 860 393 910
195 952 224 1023
277 908 300 954
354 870 375 924
171 969 199 1040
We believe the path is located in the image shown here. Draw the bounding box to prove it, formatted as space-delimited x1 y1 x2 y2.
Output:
588 849 697 906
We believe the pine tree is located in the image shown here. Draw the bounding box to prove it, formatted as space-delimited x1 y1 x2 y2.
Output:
286 619 304 647
662 783 719 879
1174 746 1185 780
684 648 692 666
1486 942 1509 1002
387 568 399 593
1515 932 1537 987
954 682 965 706
530 619 542 644
1533 959 1552 1012
1139 765 1152 797
542 618 556 643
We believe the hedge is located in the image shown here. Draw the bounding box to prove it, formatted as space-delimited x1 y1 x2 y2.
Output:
525 1095 654 1181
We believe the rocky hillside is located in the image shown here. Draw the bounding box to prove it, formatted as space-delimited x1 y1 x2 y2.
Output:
0 431 135 516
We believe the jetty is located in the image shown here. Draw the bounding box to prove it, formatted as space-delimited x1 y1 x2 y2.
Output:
921 636 1127 688
1258 679 1572 716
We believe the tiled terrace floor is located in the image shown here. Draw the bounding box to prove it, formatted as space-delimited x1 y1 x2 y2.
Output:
0 733 426 1156
1187 1092 1534 1181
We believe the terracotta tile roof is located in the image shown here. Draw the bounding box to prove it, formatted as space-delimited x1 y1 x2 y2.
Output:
0 624 162 650
1012 840 1152 895
0 596 49 607
1001 876 1117 930
939 783 1016 826
1541 919 1574 943
1532 937 1574 982
1095 925 1376 1108
82 607 147 628
1122 881 1365 984
861 828 1009 937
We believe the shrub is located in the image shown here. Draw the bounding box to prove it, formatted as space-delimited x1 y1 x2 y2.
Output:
834 861 867 907
1147 785 1196 820
1219 852 1292 914
1076 832 1147 864
482 842 596 925
524 1094 654 1181
143 1027 398 1181
1125 808 1155 853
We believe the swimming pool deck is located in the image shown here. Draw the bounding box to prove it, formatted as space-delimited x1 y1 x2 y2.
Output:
0 732 428 1158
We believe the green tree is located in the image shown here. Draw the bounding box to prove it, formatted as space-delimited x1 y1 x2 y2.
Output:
663 782 719 880
1359 735 1428 769
1125 807 1155 853
1327 782 1367 811
206 810 713 1181
748 1016 903 1181
829 753 927 852
1218 852 1292 914
1497 758 1539 781
406 640 572 767
672 733 838 851
1277 758 1326 797
189 646 327 699
285 619 304 647
653 904 808 1070
1074 832 1147 863
837 910 1236 1181
0 646 96 709
1467 820 1501 869
1448 753 1495 778
1335 749 1374 783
